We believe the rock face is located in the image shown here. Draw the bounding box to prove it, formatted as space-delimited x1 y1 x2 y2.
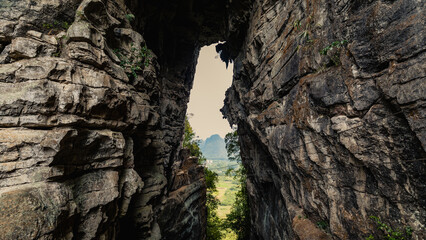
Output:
0 0 219 239
222 0 425 239
1 0 425 239
158 149 206 240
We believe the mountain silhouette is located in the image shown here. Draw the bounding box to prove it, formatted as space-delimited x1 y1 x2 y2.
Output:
200 134 227 160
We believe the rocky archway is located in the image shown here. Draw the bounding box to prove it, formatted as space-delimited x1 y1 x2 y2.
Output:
0 0 424 239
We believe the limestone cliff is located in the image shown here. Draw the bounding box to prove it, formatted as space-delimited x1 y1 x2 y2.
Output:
0 0 215 239
0 0 425 239
222 0 425 239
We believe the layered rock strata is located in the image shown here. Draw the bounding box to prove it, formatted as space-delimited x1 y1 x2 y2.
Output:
0 0 214 239
222 0 425 239
158 149 206 240
1 0 425 239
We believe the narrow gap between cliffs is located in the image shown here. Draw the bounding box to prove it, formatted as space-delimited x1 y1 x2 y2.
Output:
184 44 249 240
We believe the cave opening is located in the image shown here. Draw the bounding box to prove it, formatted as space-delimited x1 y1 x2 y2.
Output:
187 44 233 143
186 44 243 239
113 0 251 238
1 0 425 239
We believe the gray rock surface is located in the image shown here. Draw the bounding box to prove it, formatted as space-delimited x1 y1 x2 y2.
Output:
1 0 424 239
0 0 212 239
222 0 426 239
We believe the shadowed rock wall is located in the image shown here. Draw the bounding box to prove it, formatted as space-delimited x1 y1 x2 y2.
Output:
0 0 227 239
1 0 424 239
222 0 425 239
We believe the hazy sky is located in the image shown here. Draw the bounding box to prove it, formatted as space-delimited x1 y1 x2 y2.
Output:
187 44 234 140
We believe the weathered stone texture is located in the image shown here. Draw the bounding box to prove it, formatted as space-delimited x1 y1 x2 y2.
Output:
223 0 425 239
2 0 424 239
0 0 208 239
158 150 207 240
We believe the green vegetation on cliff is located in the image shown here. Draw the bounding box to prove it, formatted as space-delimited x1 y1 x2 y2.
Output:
183 117 223 239
366 216 413 240
223 130 250 240
205 168 223 240
183 117 205 160
183 119 250 240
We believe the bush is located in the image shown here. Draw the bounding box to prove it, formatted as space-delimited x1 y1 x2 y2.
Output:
319 40 348 66
223 129 251 240
205 168 223 240
183 117 205 162
367 216 413 240
183 117 221 239
114 43 151 79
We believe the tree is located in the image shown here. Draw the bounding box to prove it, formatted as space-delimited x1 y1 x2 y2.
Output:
224 130 241 162
183 117 222 239
205 168 223 240
224 129 251 240
183 117 205 162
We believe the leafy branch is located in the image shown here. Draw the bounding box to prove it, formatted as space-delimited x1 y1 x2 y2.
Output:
125 14 135 22
319 40 348 55
42 20 70 35
113 43 151 78
367 216 413 240
223 129 250 240
294 15 315 52
319 40 348 66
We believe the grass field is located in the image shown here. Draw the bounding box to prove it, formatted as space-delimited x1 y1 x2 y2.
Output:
216 175 238 218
